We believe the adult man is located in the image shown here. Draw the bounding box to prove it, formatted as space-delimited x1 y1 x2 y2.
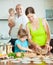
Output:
8 4 28 52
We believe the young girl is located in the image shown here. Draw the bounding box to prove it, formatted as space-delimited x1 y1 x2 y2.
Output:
8 8 15 35
14 29 33 53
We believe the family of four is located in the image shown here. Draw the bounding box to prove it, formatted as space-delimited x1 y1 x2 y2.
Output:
8 4 52 54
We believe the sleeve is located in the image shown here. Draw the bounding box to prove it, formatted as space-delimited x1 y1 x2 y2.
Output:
24 15 29 23
22 15 29 29
26 40 31 47
26 40 29 47
15 40 21 46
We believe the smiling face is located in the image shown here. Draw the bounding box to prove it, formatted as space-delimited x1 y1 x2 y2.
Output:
27 13 35 22
16 4 23 16
25 7 35 22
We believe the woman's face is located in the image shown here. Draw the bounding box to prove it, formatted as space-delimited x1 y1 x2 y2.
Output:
27 13 35 22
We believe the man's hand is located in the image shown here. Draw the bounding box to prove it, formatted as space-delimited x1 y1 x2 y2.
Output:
8 21 15 28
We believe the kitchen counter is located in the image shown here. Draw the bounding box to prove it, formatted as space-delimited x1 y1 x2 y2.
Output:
0 61 53 65
0 37 11 44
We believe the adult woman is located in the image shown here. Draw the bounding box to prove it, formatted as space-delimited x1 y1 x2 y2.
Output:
25 7 52 53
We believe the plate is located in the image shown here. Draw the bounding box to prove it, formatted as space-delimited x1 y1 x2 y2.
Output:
45 60 53 63
33 61 42 64
9 59 17 61
31 57 41 61
0 59 8 63
16 58 22 61
22 57 31 61
22 61 30 64
43 57 50 60
11 60 20 63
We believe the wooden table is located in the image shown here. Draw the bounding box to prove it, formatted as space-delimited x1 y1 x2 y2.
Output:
0 61 53 65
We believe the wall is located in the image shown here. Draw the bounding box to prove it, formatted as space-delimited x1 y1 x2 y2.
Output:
0 0 53 18
0 0 53 37
0 20 9 36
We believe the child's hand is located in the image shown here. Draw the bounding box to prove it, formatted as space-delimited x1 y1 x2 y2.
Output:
28 49 34 52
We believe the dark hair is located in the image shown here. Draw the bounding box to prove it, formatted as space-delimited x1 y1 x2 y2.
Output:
18 29 28 38
25 7 35 15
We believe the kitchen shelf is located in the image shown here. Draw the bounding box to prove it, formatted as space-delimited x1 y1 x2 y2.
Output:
0 19 8 21
46 18 53 21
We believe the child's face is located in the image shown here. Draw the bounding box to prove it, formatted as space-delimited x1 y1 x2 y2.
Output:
10 10 15 16
20 36 27 42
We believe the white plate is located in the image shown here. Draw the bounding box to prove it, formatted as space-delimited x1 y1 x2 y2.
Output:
43 57 50 60
22 61 30 64
31 58 41 61
9 59 17 61
11 60 20 63
22 57 31 61
51 58 53 60
16 58 22 61
33 61 42 64
32 59 41 62
0 59 8 62
45 60 53 63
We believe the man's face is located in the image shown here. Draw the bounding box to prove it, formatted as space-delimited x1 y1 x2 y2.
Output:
16 5 23 16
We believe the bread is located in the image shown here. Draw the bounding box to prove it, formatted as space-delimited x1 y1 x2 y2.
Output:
24 52 36 58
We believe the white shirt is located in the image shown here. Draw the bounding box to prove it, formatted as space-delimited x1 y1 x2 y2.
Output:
10 14 28 39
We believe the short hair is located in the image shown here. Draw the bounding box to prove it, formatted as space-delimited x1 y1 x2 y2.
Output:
9 8 14 13
25 7 35 15
15 4 23 11
18 29 28 38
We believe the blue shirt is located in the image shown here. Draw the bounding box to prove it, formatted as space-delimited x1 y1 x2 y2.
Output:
14 39 29 52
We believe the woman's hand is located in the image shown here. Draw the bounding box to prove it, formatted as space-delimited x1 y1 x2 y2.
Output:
35 44 41 50
45 44 52 52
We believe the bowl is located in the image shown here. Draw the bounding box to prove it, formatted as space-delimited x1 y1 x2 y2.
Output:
36 48 48 55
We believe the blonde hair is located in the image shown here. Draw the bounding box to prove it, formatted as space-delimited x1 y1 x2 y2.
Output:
9 8 14 13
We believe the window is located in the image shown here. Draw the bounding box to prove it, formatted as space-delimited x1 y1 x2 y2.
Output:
45 9 53 21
